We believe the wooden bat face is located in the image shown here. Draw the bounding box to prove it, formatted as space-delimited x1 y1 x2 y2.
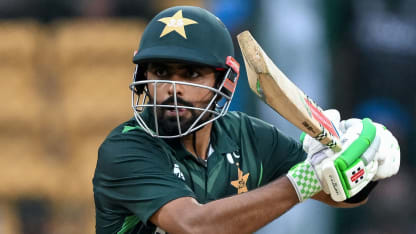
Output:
237 30 341 152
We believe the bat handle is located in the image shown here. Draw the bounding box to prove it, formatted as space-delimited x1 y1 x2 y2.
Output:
315 129 343 152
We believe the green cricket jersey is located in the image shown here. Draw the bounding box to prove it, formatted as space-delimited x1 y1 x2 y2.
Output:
93 110 306 234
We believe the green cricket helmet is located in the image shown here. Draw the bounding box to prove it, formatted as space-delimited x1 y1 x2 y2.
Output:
130 6 240 138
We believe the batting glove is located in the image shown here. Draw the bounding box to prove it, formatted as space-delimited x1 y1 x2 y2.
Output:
287 118 379 202
340 120 400 181
372 123 400 181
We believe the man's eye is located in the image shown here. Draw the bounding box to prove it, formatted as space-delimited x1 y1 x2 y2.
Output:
188 71 200 78
155 69 168 77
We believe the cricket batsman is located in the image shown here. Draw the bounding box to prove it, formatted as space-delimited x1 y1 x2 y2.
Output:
93 6 400 234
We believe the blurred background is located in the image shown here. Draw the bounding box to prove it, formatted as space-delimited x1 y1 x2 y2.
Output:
0 0 415 233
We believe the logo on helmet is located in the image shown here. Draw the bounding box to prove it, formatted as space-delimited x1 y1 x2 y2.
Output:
158 9 198 39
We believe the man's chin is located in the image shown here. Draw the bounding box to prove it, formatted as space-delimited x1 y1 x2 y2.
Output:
156 109 212 136
158 118 192 136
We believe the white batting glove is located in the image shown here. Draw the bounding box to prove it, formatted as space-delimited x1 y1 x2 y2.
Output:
340 120 400 181
288 116 379 202
288 109 340 202
372 123 400 181
325 119 379 201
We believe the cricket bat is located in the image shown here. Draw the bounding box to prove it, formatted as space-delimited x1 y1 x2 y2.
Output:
237 30 342 152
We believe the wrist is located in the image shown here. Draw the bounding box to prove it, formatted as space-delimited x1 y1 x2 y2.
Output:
286 160 322 202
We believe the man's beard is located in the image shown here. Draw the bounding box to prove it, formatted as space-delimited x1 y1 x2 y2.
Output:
150 96 213 136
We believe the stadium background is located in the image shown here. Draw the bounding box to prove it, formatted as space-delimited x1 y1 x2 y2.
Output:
0 0 415 233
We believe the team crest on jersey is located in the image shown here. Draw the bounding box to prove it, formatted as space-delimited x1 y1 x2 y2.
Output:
173 163 185 181
230 162 250 194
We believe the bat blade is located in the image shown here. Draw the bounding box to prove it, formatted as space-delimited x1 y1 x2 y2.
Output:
237 30 342 152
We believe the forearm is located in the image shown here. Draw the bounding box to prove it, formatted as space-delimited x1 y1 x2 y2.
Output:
197 176 298 233
152 176 299 234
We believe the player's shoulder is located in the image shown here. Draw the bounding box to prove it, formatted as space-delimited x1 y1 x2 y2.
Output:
221 111 275 130
217 111 276 138
93 119 176 195
102 118 155 143
98 118 171 163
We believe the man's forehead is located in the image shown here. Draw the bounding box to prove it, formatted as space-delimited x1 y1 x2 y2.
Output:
148 62 213 70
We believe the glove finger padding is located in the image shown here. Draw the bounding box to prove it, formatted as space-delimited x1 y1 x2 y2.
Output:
372 123 400 181
339 118 361 134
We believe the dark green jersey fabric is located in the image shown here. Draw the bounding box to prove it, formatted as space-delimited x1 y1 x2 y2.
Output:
93 111 306 234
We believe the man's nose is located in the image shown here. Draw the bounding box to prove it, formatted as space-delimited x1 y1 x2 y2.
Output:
167 74 184 97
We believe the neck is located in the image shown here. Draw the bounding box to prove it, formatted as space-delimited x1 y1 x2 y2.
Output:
181 123 212 160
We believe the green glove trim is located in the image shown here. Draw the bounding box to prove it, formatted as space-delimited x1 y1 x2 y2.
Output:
335 118 376 170
332 163 349 198
334 118 376 198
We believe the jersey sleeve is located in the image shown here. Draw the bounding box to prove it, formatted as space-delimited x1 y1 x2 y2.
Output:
93 131 195 225
247 115 307 185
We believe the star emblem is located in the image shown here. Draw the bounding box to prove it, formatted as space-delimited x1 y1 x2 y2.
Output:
158 10 198 39
231 167 250 194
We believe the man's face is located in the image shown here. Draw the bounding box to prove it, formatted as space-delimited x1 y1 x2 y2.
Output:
145 62 217 135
